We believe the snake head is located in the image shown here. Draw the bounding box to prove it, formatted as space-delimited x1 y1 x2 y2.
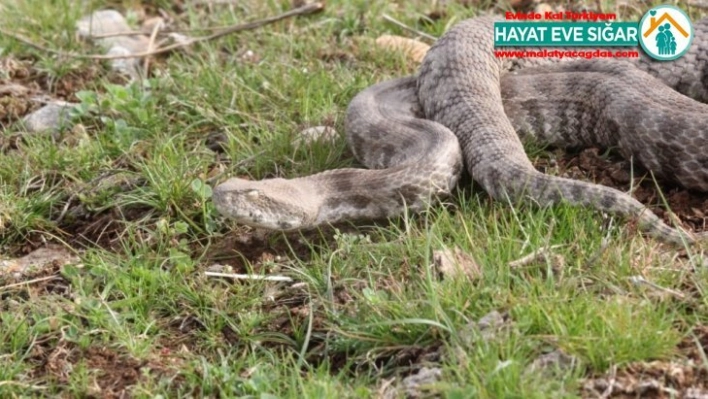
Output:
212 177 315 230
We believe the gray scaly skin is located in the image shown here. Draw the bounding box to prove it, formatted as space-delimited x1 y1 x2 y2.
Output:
213 16 708 244
212 77 463 230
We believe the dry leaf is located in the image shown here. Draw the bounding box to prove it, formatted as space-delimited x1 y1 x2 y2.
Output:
141 17 165 34
0 83 30 96
433 246 481 281
375 35 430 63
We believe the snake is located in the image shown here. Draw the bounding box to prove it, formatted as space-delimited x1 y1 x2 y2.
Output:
212 16 708 245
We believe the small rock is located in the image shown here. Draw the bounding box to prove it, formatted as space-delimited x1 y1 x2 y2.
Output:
241 49 259 63
21 101 75 133
433 246 481 281
685 387 708 399
525 349 579 377
295 126 338 146
402 367 442 398
77 10 134 40
459 310 510 345
106 45 142 79
0 245 78 280
77 10 150 78
477 310 505 331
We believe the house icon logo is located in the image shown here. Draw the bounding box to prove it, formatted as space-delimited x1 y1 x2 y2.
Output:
638 5 694 61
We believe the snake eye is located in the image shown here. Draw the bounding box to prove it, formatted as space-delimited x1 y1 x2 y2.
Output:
245 190 260 200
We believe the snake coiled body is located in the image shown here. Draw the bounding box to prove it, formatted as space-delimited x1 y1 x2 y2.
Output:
213 16 708 244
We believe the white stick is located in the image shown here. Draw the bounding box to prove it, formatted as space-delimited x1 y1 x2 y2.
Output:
204 272 293 282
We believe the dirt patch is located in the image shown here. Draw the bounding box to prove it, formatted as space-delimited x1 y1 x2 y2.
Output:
78 346 145 397
28 339 183 398
582 326 708 398
0 57 38 127
204 223 368 271
0 245 76 309
0 56 106 129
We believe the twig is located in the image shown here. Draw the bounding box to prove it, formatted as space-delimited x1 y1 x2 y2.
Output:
0 381 46 390
0 275 61 291
205 271 294 282
87 23 262 39
599 365 617 399
508 244 564 268
382 14 437 42
143 18 163 73
88 30 150 39
53 192 76 224
692 332 708 371
192 0 241 5
629 275 686 299
0 2 324 60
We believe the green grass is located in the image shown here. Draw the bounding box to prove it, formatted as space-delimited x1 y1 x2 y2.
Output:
0 0 707 397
